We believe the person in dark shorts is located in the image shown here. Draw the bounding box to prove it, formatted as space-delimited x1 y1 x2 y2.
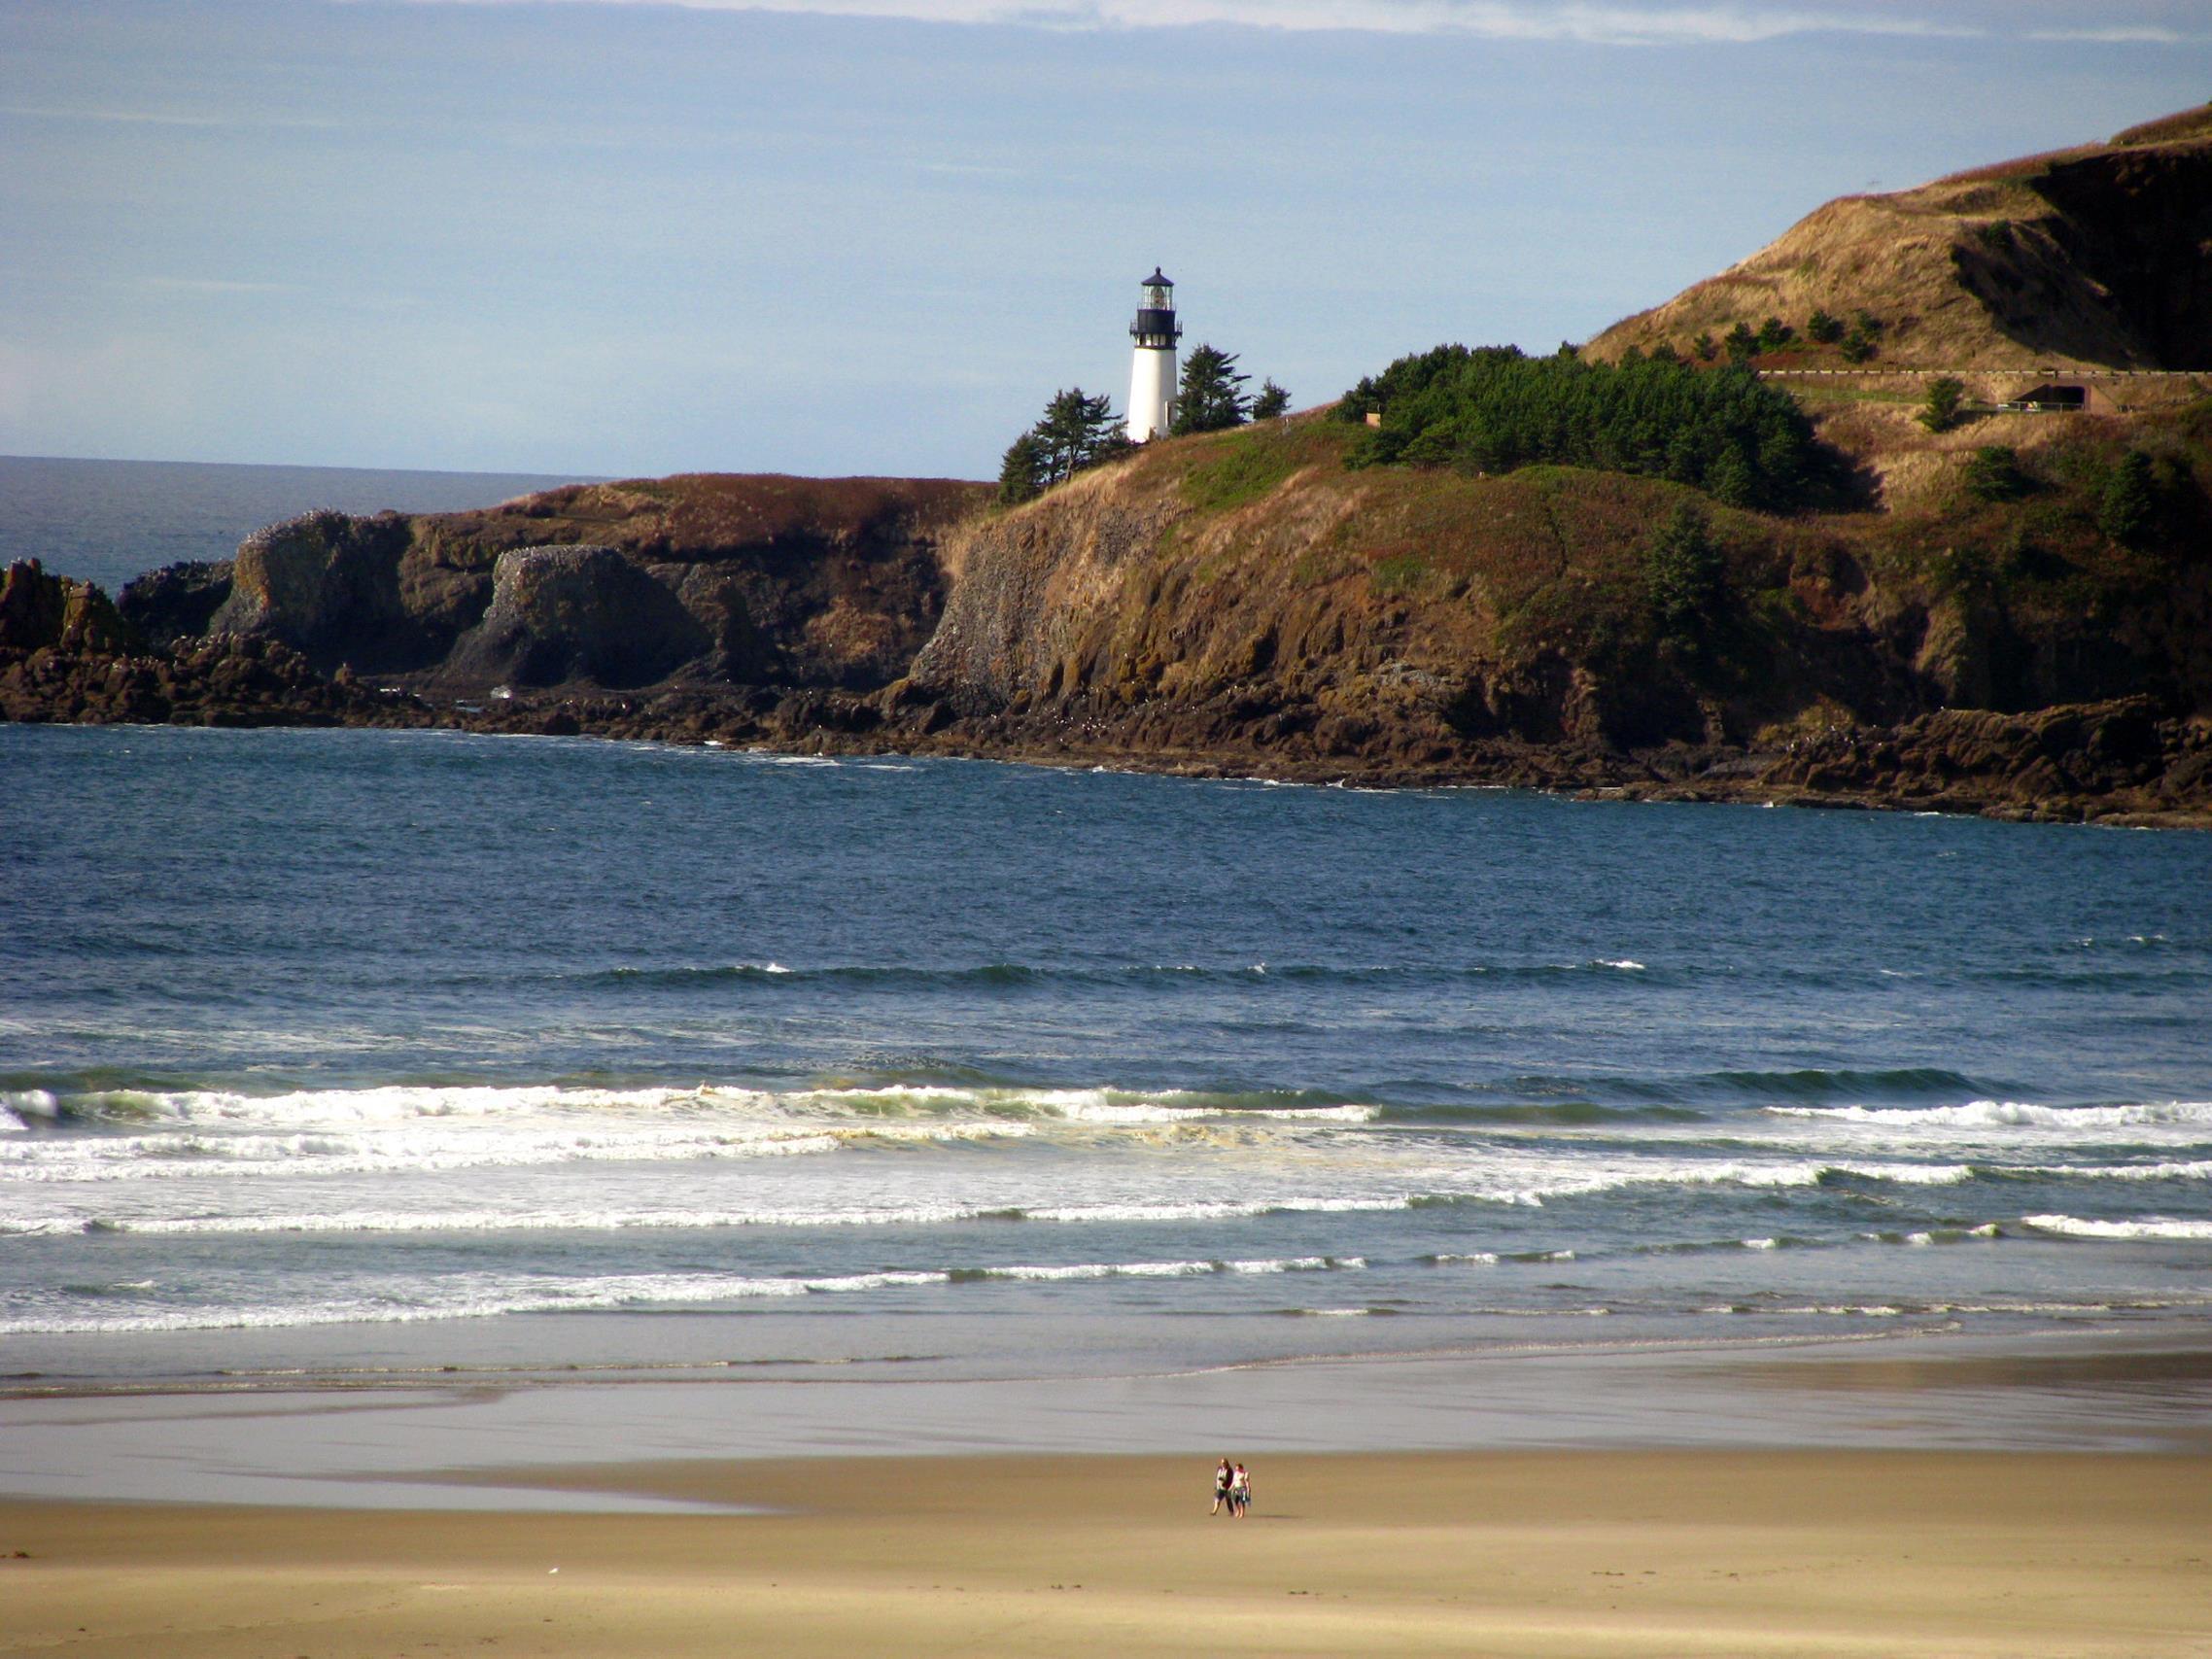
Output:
1211 1457 1233 1515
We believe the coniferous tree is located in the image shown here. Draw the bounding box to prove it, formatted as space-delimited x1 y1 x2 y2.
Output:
1692 332 1719 363
1643 501 1726 656
1807 308 1845 345
1171 345 1252 434
1918 377 1968 433
1756 316 1795 352
1251 379 1292 420
997 432 1045 505
1724 322 1760 364
1033 388 1128 484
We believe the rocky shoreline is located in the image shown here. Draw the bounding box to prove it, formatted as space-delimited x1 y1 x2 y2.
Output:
7 549 2208 828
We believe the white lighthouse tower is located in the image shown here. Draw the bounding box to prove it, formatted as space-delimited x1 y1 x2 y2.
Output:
1126 267 1182 443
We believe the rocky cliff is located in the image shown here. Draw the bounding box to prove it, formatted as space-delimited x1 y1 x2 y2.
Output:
886 404 2209 820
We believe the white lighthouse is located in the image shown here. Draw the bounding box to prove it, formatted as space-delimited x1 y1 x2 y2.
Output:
1126 267 1183 442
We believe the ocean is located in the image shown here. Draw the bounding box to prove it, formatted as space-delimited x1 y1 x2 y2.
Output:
0 454 597 597
4 721 2209 1395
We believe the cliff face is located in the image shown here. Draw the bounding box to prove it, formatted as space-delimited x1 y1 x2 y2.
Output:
125 473 987 690
913 412 2210 765
1587 105 2212 369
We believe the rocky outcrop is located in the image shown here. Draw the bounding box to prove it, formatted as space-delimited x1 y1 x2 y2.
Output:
209 510 426 670
444 544 708 688
122 474 985 691
119 559 233 649
1 557 418 729
1 560 141 655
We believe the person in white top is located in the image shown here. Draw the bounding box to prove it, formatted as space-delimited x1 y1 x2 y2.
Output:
1230 1462 1252 1517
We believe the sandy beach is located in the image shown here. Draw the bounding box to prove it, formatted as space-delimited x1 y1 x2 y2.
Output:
4 1448 2207 1658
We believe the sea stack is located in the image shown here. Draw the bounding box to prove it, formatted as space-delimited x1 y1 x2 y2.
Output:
1126 267 1182 442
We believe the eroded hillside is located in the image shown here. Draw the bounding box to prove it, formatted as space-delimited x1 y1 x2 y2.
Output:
1587 105 2212 370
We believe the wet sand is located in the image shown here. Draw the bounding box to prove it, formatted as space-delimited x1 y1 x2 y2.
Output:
4 1449 2208 1658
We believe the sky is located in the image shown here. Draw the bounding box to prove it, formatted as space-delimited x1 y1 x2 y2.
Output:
3 0 2207 479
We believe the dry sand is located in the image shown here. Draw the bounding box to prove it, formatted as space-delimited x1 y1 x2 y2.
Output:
3 1449 2207 1657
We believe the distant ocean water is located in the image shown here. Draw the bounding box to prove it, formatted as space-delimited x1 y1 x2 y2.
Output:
0 454 600 597
4 723 2209 1389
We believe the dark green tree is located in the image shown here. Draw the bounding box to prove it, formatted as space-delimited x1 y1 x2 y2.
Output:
1033 387 1129 484
1918 376 1968 433
1706 444 1757 507
2099 449 2159 547
1962 445 2029 503
996 432 1045 505
1251 378 1292 420
1643 501 1726 654
1692 332 1718 363
1724 322 1760 364
1170 344 1252 435
1807 308 1845 345
1756 316 1795 352
1838 326 1878 363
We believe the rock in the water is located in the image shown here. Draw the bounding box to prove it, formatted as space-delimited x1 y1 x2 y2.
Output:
444 544 709 688
0 560 141 655
209 510 424 670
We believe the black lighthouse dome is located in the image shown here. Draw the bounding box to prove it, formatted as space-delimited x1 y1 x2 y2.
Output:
1131 267 1182 348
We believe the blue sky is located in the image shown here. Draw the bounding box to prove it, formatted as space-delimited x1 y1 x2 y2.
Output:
3 0 2207 478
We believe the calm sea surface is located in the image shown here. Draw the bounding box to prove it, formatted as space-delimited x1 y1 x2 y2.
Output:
0 454 596 596
4 722 2209 1388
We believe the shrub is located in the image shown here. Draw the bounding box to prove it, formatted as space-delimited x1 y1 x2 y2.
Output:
1962 445 2029 502
2099 449 2158 547
1839 328 1877 363
1692 332 1718 363
1756 316 1795 351
1807 308 1845 345
1724 323 1760 364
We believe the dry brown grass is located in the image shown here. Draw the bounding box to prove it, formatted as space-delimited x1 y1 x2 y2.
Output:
1586 104 2212 373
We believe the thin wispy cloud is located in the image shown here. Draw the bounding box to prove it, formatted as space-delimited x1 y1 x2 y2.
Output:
393 0 2203 46
0 105 345 130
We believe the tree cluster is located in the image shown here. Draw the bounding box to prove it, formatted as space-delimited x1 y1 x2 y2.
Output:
1173 345 1289 435
996 351 1292 507
997 388 1132 505
1335 344 1820 510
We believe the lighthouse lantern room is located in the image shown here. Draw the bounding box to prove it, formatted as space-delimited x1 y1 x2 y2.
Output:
1126 267 1183 443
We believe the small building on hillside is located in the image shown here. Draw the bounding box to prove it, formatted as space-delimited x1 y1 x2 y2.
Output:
2002 381 2119 414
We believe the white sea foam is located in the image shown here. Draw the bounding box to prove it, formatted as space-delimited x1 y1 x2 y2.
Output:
1742 1237 1779 1250
2021 1214 2212 1241
0 1118 1029 1185
1767 1099 2212 1130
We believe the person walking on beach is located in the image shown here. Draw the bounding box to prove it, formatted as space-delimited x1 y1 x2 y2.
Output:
1212 1458 1233 1515
1230 1462 1252 1518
